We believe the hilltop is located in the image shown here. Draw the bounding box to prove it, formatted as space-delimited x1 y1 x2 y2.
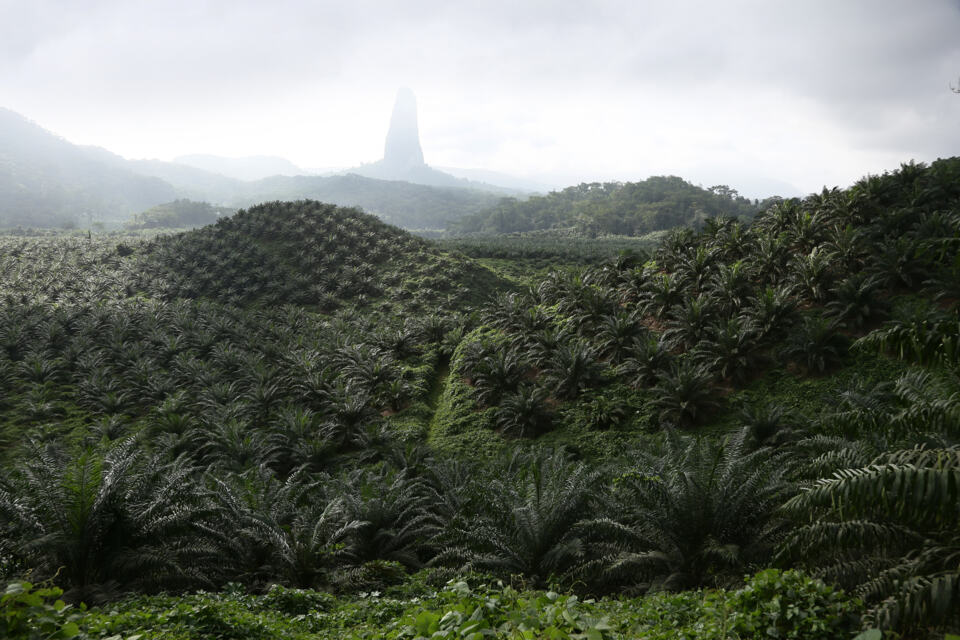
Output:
133 200 509 311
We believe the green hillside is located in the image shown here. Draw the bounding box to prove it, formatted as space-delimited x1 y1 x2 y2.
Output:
1 159 959 637
450 175 765 236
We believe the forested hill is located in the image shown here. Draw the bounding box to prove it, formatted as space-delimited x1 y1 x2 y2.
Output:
450 175 764 235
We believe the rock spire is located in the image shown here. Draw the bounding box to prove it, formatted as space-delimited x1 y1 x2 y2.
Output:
382 88 425 168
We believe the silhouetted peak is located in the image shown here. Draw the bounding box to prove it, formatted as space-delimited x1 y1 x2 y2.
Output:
383 88 424 168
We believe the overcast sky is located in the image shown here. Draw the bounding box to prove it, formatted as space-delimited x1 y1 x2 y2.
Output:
2 0 959 197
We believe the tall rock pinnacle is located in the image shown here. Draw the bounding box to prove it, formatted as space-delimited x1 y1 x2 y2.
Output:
383 88 425 168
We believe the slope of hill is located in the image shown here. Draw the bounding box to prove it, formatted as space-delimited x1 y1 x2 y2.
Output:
450 175 764 236
432 157 960 453
0 108 177 227
173 154 306 181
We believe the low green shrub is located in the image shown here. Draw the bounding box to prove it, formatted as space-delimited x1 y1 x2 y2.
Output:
259 584 335 616
618 569 862 640
1 580 84 640
725 569 861 639
391 580 615 640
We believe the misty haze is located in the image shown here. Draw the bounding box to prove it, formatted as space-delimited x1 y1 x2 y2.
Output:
1 1 959 638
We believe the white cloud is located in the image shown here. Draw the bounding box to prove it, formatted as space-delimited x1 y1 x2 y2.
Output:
1 0 958 196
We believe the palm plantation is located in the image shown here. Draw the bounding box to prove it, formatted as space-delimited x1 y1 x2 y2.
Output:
0 159 959 637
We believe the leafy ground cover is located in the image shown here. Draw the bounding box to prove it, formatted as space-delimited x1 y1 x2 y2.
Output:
6 571 865 639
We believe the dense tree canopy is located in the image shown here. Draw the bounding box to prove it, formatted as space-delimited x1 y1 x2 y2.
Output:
450 176 765 236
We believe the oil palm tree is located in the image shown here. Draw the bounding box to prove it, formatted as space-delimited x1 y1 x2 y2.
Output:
609 429 792 591
781 445 960 633
650 360 720 428
856 306 960 367
0 439 215 602
472 345 526 407
542 339 606 400
335 467 440 570
780 316 850 375
617 335 674 389
434 449 621 588
694 316 762 384
493 384 554 438
663 296 718 351
215 467 362 589
825 273 890 331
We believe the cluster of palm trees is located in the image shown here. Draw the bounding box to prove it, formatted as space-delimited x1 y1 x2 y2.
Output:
135 200 498 313
0 201 503 315
448 159 960 438
0 298 463 475
0 235 134 305
3 371 955 630
0 429 790 603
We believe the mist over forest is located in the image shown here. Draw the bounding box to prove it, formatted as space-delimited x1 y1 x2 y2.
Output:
1 2 959 639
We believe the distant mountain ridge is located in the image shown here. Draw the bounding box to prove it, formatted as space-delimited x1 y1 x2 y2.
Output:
0 107 505 229
173 154 307 181
0 108 177 227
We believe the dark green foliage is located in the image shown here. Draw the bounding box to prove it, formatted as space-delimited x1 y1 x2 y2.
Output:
133 200 508 311
825 274 890 330
782 446 960 632
434 449 621 588
1 580 84 640
494 385 554 437
542 339 606 400
739 401 803 449
0 157 958 638
695 317 763 384
0 439 214 602
650 361 720 428
856 304 960 366
780 316 850 374
609 430 791 591
214 467 362 589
